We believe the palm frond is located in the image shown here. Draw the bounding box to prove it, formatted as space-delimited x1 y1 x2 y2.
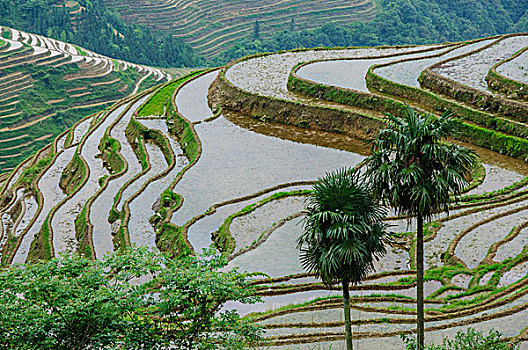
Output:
297 168 389 286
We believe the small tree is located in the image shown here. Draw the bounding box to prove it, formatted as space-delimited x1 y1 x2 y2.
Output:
145 250 262 350
253 20 260 40
0 248 262 350
365 105 476 349
297 168 389 350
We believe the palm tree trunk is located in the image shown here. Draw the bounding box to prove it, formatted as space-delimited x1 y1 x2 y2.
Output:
416 214 425 349
342 279 353 350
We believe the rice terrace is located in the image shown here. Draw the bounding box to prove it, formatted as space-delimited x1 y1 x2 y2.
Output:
103 0 378 58
2 1 528 349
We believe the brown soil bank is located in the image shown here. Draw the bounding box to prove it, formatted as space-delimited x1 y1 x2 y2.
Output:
208 69 382 142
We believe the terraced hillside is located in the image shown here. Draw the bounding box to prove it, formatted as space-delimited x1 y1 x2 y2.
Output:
0 26 171 172
4 35 528 349
103 0 377 58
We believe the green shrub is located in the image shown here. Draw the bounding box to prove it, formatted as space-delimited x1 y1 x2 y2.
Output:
401 328 519 350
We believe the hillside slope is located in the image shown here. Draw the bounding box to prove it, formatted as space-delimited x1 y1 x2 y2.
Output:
216 0 528 63
103 0 377 59
2 36 528 347
0 0 203 68
0 26 170 172
105 0 528 62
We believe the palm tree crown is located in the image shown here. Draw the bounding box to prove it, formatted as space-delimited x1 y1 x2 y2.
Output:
365 106 476 219
297 168 388 286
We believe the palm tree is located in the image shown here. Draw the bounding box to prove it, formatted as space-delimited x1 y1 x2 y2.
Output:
365 105 476 349
297 168 389 350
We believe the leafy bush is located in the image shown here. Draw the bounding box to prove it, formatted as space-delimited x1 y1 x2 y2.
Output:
0 247 262 350
401 328 519 350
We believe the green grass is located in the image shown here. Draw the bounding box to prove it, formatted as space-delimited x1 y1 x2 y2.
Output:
137 70 204 117
74 204 94 258
27 215 53 263
15 155 53 188
155 222 191 258
72 44 87 56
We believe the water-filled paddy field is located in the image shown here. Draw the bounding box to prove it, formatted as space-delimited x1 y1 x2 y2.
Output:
2 37 528 348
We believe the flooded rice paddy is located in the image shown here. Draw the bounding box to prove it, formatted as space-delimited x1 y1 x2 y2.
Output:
432 36 528 94
1 41 528 348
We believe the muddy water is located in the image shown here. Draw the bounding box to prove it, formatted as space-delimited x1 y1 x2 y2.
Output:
5 162 32 193
427 198 528 269
226 289 341 317
51 103 129 255
451 273 472 289
228 214 420 293
458 140 528 194
498 49 528 84
227 111 369 155
264 322 411 339
226 45 446 100
55 133 67 152
467 163 524 196
175 71 218 122
456 200 528 269
172 116 364 251
185 184 311 255
296 47 449 92
20 146 76 260
228 217 305 278
0 188 22 251
175 73 367 255
232 277 438 318
72 116 93 145
128 141 168 248
91 97 149 258
432 36 528 94
11 195 38 263
172 57 368 251
122 119 186 250
259 307 415 327
115 131 167 212
376 39 495 87
498 261 528 287
13 194 36 236
128 138 167 248
480 271 495 286
264 293 528 349
230 196 305 253
495 226 528 262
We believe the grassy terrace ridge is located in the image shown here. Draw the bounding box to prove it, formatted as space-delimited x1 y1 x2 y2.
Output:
487 46 528 101
103 0 376 58
100 70 207 254
136 70 205 117
284 38 528 161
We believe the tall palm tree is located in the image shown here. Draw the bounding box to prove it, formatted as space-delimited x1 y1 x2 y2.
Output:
365 105 476 349
297 168 389 350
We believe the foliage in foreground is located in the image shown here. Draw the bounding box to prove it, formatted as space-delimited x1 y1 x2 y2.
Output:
0 248 262 350
401 328 519 350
